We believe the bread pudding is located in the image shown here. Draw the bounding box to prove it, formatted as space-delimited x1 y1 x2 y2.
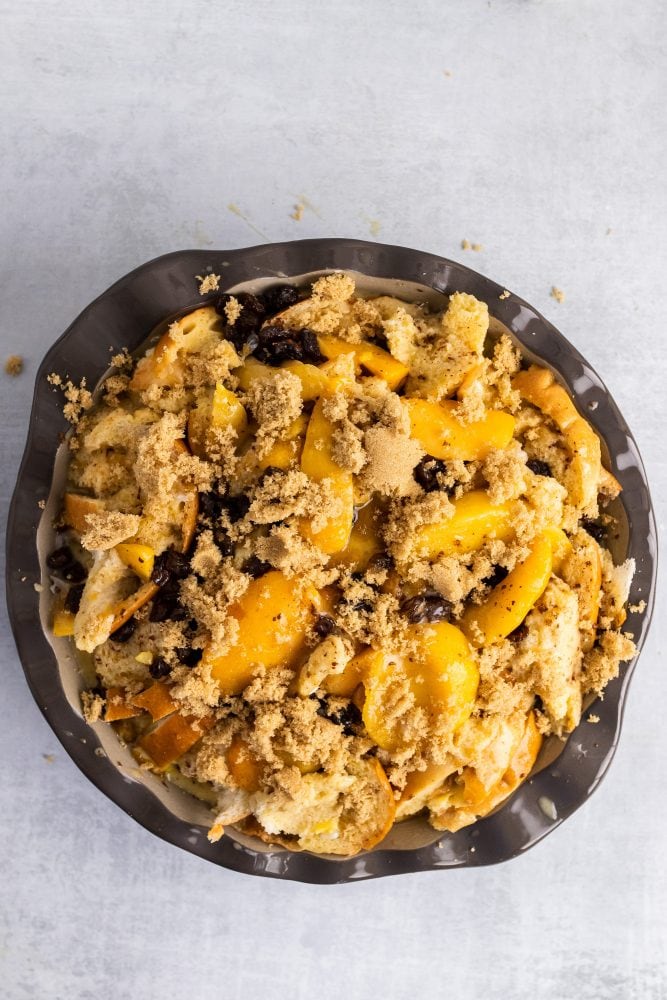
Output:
46 272 636 855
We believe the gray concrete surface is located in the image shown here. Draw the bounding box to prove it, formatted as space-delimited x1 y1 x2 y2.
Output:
1 1 666 998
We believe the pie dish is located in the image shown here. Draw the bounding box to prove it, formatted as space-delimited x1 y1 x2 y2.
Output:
6 240 656 882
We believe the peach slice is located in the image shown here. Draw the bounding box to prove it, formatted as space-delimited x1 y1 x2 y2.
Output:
104 686 142 722
226 737 265 793
207 571 318 696
138 712 215 770
300 396 354 554
130 681 178 721
115 542 155 582
322 647 375 699
331 498 384 574
52 608 76 637
405 398 515 461
460 532 554 647
413 489 515 561
316 334 409 390
236 356 333 402
513 366 601 510
362 623 479 751
187 383 247 459
396 760 458 820
130 306 224 391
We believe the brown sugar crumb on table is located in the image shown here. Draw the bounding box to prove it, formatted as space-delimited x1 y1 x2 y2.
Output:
47 271 638 855
550 286 566 303
4 354 23 376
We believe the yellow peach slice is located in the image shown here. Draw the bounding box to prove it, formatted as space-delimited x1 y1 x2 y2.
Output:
396 760 458 819
236 356 332 402
317 334 409 390
513 366 601 509
130 306 224 391
52 608 75 637
413 490 515 561
332 499 384 573
187 383 247 458
322 647 375 699
104 686 142 722
138 713 215 770
226 737 265 793
207 571 318 696
131 681 177 721
115 542 155 582
460 532 554 646
300 397 354 554
362 624 479 751
405 398 515 461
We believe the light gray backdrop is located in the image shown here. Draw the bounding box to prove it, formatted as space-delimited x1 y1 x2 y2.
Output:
1 1 665 998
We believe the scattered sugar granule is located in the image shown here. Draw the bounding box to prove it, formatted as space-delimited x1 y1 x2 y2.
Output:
197 273 221 295
499 290 510 300
628 601 646 614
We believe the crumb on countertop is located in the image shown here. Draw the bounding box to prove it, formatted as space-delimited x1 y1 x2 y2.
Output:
5 355 23 376
290 203 304 221
499 290 510 300
550 286 565 303
461 240 483 252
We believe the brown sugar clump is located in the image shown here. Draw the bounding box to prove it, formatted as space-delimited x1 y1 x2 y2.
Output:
80 511 141 551
5 355 23 376
360 426 424 498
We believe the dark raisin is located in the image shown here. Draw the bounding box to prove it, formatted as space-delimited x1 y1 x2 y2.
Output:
317 699 362 736
313 614 336 638
484 565 509 589
222 493 250 522
213 525 234 557
400 593 453 624
111 617 137 643
366 332 388 349
258 466 283 483
199 491 223 520
262 284 300 315
149 657 171 679
582 519 607 544
245 331 260 354
64 584 84 613
46 546 75 571
150 558 172 587
414 456 450 493
242 555 272 579
301 329 326 364
187 618 199 632
526 459 553 477
533 694 544 713
354 599 374 613
366 553 394 575
508 622 529 643
176 646 203 668
151 549 190 587
63 561 87 583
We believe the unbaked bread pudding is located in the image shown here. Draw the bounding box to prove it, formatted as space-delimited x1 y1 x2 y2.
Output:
47 272 636 855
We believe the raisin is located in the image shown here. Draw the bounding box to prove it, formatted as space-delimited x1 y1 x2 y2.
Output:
176 646 203 668
353 599 374 613
400 593 453 624
366 553 394 576
199 491 223 520
149 657 171 679
484 565 509 589
582 519 607 544
150 558 172 587
64 584 84 613
414 456 450 493
46 546 75 571
151 549 190 587
221 493 250 522
261 284 300 315
313 614 336 638
316 698 362 736
213 525 234 557
242 555 272 579
253 325 324 367
301 329 326 364
111 617 137 643
527 459 553 477
63 561 87 583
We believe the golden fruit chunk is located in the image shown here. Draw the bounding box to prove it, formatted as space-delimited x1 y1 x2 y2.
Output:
332 499 383 573
52 608 75 637
322 647 375 698
115 542 155 582
413 490 515 560
130 306 223 391
226 737 264 793
105 686 142 722
300 397 354 554
317 334 409 390
207 571 318 696
139 713 214 770
187 383 247 459
131 681 177 721
236 356 332 402
396 760 458 819
63 493 106 534
362 624 479 751
405 398 515 461
461 533 554 647
258 413 309 471
513 366 601 509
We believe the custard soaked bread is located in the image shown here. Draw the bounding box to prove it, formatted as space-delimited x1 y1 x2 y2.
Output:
47 274 635 854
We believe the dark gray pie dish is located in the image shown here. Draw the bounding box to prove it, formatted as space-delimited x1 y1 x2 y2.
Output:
5 239 657 883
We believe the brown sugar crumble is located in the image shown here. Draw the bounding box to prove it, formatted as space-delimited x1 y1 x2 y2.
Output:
5 354 23 376
47 272 636 855
550 286 566 303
